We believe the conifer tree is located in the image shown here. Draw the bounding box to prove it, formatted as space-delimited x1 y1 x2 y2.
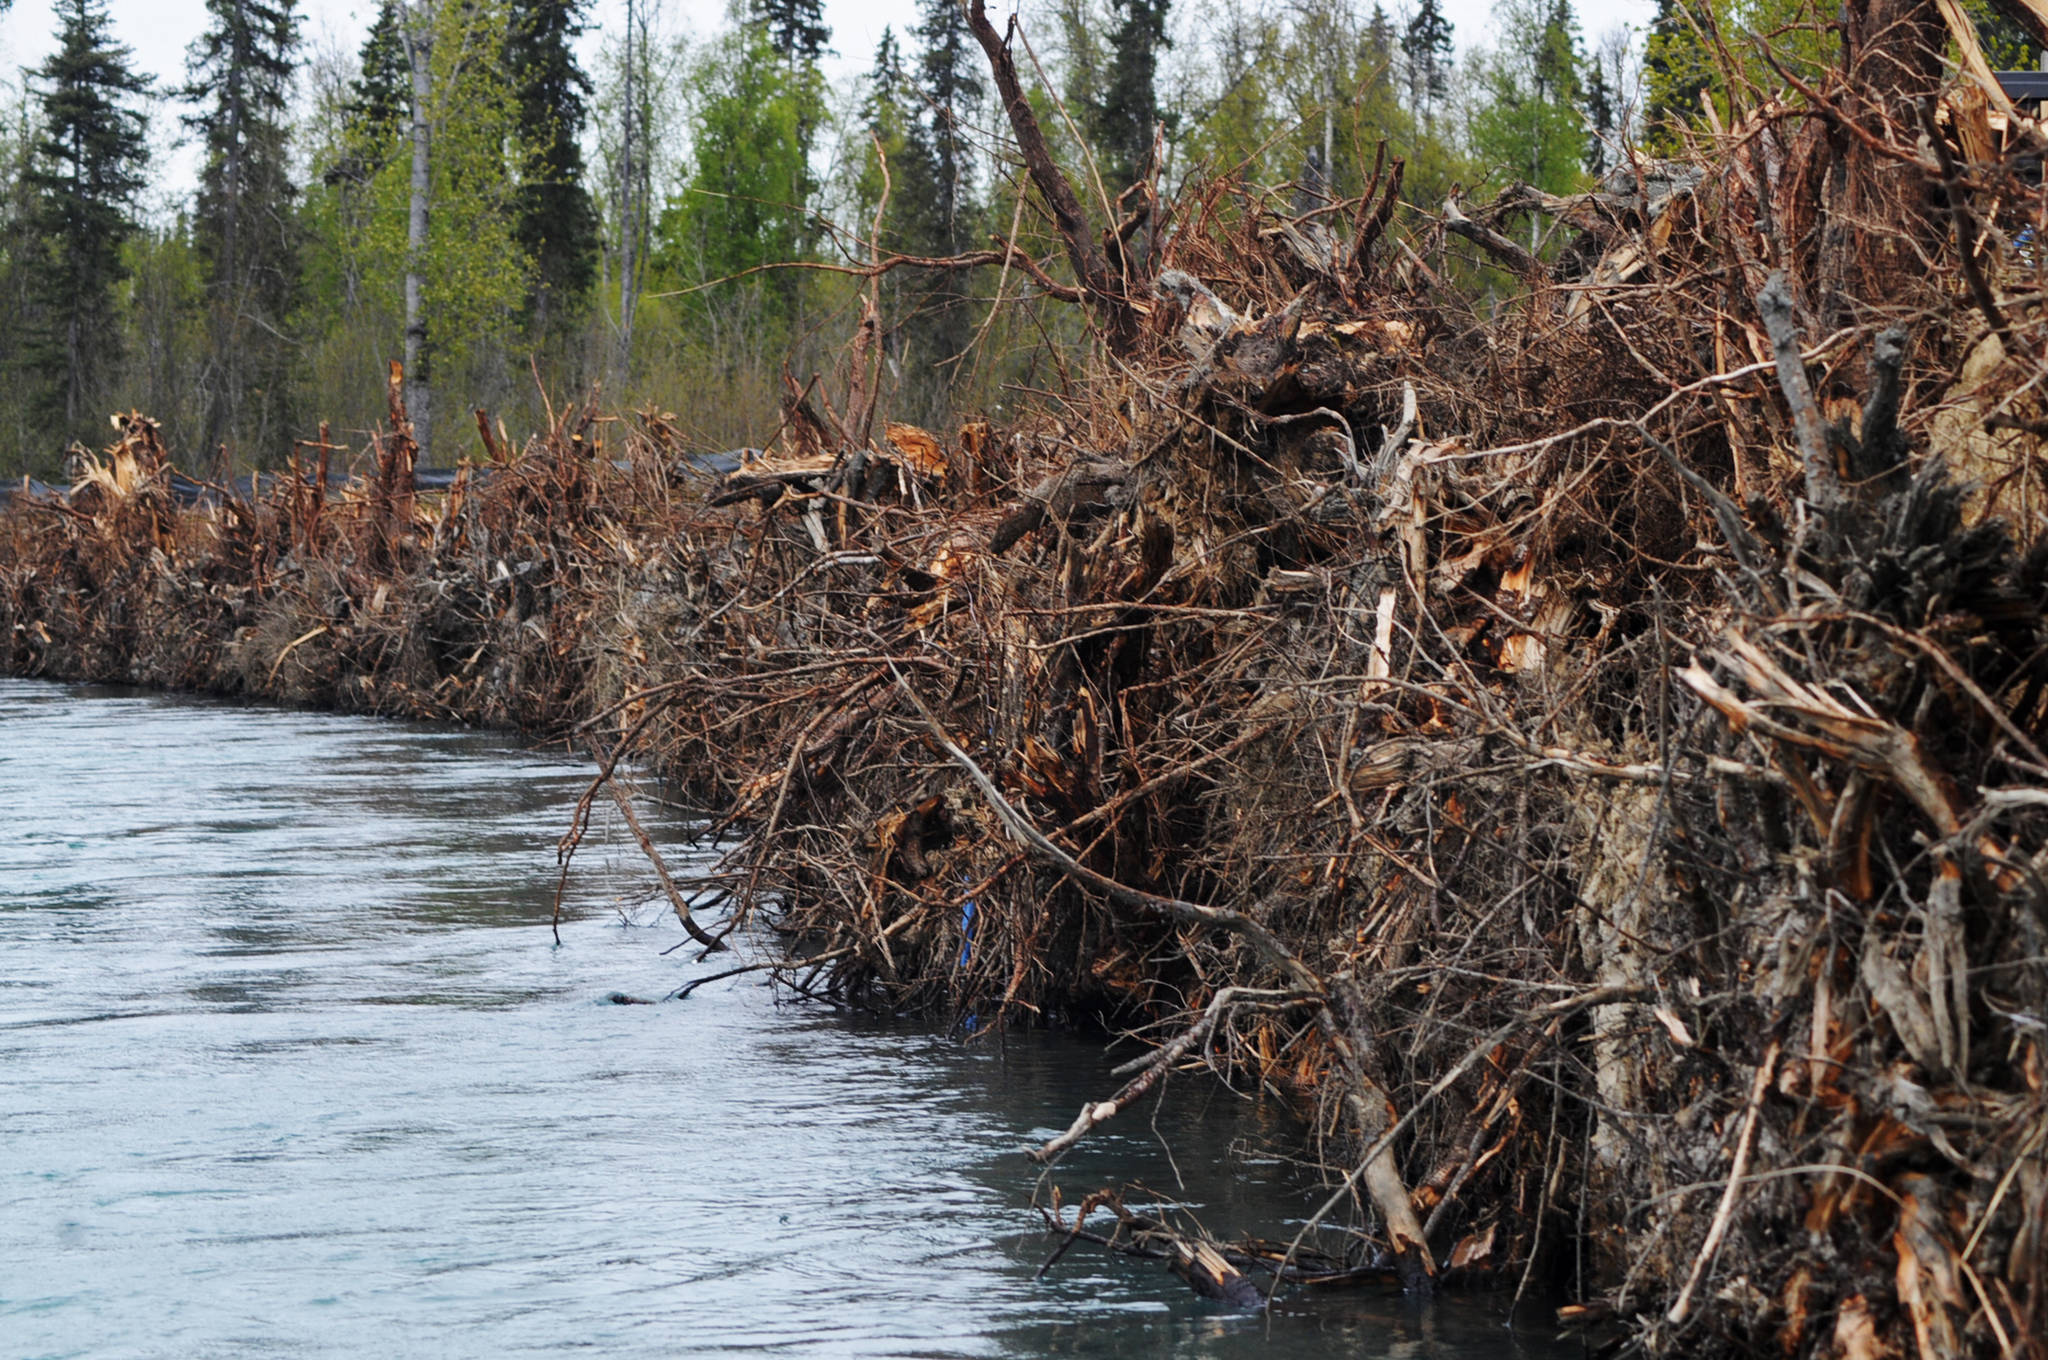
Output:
1095 0 1170 190
663 23 810 321
29 0 150 437
743 0 829 229
867 1 987 409
1404 0 1454 127
341 0 408 172
863 27 908 132
913 0 982 257
751 0 829 67
1641 0 1710 142
1470 0 1585 246
1534 0 1581 109
1584 57 1616 175
184 0 302 466
507 0 599 341
863 25 931 244
1365 4 1394 68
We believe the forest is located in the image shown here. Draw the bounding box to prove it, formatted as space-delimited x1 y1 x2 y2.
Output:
0 0 2022 479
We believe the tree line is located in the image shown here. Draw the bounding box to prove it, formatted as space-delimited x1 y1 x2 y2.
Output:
0 0 2029 479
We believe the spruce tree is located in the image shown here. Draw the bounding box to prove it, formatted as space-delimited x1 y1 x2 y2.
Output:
665 23 810 321
863 26 909 140
913 0 981 257
861 26 920 235
739 0 829 288
1641 0 1710 143
507 0 599 341
184 0 302 466
751 0 829 67
866 2 986 412
0 83 51 474
1533 0 1581 109
1365 4 1394 69
1403 0 1453 126
342 0 408 170
1469 0 1585 231
29 0 150 438
1096 0 1171 191
1584 53 1615 175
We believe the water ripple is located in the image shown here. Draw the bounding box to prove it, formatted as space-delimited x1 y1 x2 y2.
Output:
0 679 1563 1359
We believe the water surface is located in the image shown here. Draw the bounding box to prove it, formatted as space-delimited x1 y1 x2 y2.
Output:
0 679 1568 1358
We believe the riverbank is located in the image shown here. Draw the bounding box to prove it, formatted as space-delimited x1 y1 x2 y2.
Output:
8 68 2048 1360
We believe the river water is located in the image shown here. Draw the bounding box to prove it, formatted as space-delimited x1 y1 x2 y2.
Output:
0 679 1570 1358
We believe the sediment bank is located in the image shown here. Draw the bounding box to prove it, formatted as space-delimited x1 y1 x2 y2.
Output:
8 47 2048 1360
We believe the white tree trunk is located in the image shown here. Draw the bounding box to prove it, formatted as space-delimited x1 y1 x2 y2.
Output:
615 0 639 388
401 5 433 460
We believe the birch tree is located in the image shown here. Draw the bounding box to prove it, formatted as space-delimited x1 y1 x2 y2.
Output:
399 2 431 454
302 0 526 457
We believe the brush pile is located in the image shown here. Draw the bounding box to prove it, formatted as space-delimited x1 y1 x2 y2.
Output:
6 1 2048 1353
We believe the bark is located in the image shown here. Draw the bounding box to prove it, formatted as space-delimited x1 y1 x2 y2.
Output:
616 0 640 385
1573 781 1673 1285
201 48 244 464
963 1 1143 356
1814 0 1947 324
400 5 433 462
1755 272 1843 514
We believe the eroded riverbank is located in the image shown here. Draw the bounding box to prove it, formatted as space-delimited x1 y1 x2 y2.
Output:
8 42 2048 1339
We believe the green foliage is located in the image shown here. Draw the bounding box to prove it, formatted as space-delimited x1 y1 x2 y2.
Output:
507 0 600 341
1642 0 1838 146
1285 0 1414 199
121 219 207 453
751 0 830 66
0 87 52 475
342 0 408 177
857 25 912 223
1967 0 2038 69
1404 0 1454 122
27 0 151 442
656 21 813 329
300 0 531 442
1468 0 1589 197
2 0 1915 472
912 0 983 256
1169 1 1282 181
184 0 302 466
854 5 989 424
1095 0 1172 189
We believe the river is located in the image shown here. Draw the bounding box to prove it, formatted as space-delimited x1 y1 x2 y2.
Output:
0 679 1571 1358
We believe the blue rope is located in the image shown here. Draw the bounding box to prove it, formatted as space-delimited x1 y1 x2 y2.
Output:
956 893 979 1035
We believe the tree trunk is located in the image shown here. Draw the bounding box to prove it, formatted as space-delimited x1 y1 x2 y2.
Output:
965 0 1144 357
1813 0 1947 326
615 0 639 389
204 36 245 466
401 4 433 462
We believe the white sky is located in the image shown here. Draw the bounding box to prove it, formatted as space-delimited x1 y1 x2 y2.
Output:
0 0 1656 204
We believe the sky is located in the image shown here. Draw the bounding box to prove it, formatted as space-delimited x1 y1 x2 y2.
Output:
0 0 1657 203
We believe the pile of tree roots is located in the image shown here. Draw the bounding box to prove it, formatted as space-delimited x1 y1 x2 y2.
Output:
7 4 2048 1354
